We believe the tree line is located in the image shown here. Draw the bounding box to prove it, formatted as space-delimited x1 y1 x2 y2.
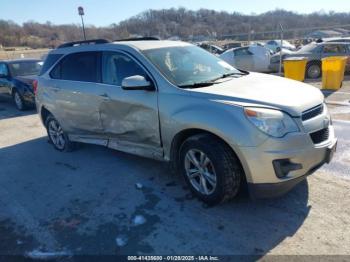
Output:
1 8 350 48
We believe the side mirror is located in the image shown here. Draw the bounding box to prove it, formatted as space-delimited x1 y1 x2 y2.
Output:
121 75 154 91
276 47 281 52
0 73 8 79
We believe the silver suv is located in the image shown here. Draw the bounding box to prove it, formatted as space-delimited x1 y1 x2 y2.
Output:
35 38 337 205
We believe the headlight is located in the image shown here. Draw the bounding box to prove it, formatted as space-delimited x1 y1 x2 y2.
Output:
244 107 299 138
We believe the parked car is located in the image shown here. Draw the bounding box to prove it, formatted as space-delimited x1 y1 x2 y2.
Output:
270 42 350 78
0 59 42 110
265 40 296 53
36 39 337 205
219 45 272 72
197 43 224 55
223 42 242 50
322 37 350 43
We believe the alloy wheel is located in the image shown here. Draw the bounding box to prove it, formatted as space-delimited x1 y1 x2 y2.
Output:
48 119 66 150
184 149 217 195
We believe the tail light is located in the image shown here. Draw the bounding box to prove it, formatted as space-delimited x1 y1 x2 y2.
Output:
32 80 38 95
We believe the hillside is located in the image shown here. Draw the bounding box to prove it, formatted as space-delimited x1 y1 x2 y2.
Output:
1 8 350 48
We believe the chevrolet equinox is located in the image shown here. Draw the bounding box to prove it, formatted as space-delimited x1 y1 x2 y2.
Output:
35 39 337 205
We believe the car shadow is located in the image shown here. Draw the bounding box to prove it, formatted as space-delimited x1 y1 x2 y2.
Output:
0 96 36 120
0 137 310 256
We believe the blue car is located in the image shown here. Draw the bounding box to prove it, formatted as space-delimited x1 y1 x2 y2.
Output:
0 59 42 110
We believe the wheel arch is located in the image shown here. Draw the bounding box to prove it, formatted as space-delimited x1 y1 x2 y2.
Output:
40 106 52 125
169 128 247 181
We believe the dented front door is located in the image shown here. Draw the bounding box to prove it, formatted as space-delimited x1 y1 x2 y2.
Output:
99 51 161 156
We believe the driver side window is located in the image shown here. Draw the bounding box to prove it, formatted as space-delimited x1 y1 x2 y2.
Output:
102 52 148 86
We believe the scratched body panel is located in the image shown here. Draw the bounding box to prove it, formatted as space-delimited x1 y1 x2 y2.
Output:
99 83 160 147
41 80 103 134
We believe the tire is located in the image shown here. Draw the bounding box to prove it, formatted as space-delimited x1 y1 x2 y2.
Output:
12 90 26 111
45 115 75 152
306 62 321 79
179 134 243 205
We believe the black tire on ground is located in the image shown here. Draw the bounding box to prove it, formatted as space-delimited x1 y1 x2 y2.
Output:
306 61 322 79
179 134 243 205
12 90 26 111
45 114 75 152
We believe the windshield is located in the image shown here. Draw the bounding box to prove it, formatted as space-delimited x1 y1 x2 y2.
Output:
142 45 241 87
8 61 42 77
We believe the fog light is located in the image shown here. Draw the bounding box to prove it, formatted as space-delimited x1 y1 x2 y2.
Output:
273 159 303 178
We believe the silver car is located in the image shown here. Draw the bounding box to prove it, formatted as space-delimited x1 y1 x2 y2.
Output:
35 39 337 205
270 42 350 78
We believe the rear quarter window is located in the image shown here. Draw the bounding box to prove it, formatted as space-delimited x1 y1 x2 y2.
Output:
40 54 63 75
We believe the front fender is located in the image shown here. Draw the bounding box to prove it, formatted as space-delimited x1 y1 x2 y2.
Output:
160 97 268 161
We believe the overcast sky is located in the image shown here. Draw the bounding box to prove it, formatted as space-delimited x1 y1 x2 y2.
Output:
0 0 349 26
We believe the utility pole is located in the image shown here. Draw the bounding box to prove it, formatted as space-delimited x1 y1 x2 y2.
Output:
78 6 86 40
279 23 284 74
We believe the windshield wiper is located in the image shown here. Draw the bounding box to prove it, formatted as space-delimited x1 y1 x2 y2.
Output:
178 81 216 89
210 72 246 82
178 71 247 89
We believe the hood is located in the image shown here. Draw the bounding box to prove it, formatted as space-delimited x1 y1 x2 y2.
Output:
188 72 324 116
14 75 36 86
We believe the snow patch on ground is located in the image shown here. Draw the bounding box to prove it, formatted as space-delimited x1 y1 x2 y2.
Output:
132 215 146 226
115 235 128 247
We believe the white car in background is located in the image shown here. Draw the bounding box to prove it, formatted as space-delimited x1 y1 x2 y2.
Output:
219 45 272 72
265 40 296 53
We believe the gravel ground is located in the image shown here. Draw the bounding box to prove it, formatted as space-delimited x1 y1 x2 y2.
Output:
0 84 350 258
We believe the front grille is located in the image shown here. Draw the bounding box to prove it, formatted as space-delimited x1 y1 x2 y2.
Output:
310 128 329 144
302 104 324 121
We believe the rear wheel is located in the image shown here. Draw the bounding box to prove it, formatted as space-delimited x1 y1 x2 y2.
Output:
45 115 75 152
179 134 243 205
13 90 26 111
306 62 321 79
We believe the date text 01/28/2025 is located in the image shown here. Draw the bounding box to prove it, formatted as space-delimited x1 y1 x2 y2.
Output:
127 255 220 261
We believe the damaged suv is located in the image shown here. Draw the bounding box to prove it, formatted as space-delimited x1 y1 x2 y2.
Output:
35 39 337 205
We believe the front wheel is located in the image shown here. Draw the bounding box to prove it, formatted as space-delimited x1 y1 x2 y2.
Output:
45 115 75 152
179 134 243 205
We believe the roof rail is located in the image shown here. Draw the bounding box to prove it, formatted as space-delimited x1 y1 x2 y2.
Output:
114 37 160 42
57 39 109 49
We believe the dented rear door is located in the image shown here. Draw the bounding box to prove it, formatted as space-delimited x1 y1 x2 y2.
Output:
99 51 161 151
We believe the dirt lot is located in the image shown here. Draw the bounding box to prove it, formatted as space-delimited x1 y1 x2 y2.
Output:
0 78 350 259
0 49 49 60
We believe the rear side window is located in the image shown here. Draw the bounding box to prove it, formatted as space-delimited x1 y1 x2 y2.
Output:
40 54 63 75
50 52 100 82
323 45 347 54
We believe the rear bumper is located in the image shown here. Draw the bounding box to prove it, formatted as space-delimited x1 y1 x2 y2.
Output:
22 91 35 106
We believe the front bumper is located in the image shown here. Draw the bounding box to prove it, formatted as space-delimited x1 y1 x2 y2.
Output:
248 141 335 199
237 122 337 199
